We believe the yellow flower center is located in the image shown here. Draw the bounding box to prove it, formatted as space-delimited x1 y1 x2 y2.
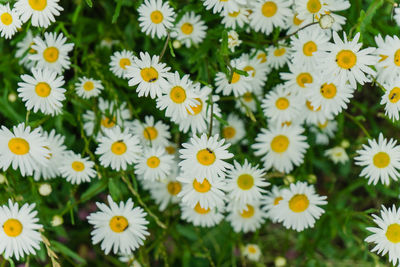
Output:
296 73 313 88
150 10 163 24
318 120 328 129
306 100 321 111
181 23 193 35
230 72 241 84
28 0 47 11
71 161 85 172
165 146 176 154
109 216 129 233
3 219 23 237
275 97 289 110
303 41 317 56
223 126 236 139
119 58 131 70
293 14 303 26
43 47 59 63
386 223 400 243
101 116 116 128
187 98 203 115
83 81 95 91
8 138 30 155
143 126 158 140
394 49 400 66
237 174 254 190
389 87 400 103
336 50 357 69
270 135 289 153
274 196 283 205
274 47 286 57
35 82 51 97
193 178 211 193
170 86 186 103
261 1 277 17
307 0 322 13
248 246 257 254
320 83 337 99
240 205 255 218
111 141 127 155
167 181 181 195
194 202 210 214
257 52 267 63
243 92 253 102
140 67 159 83
289 194 309 213
228 11 240 17
146 156 160 168
1 13 13 26
243 65 256 77
373 152 390 168
196 149 216 166
29 42 36 54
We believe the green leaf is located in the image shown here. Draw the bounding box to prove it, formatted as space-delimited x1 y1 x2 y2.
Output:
85 0 93 8
112 0 123 23
51 241 87 264
81 178 107 201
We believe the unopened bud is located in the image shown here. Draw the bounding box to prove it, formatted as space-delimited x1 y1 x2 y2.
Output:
51 215 64 227
39 183 52 196
172 40 181 49
319 14 335 29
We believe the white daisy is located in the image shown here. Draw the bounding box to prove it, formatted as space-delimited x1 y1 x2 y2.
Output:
15 30 36 69
286 12 305 34
301 97 333 126
87 195 149 255
30 32 74 74
17 68 66 116
215 59 253 97
0 200 42 260
324 146 349 164
235 91 261 113
252 125 309 173
129 115 170 147
310 119 338 145
275 181 327 232
59 152 96 185
262 185 283 222
138 0 175 39
227 202 267 233
134 146 174 181
280 63 318 96
109 50 135 79
381 79 400 121
355 133 400 185
239 52 270 92
95 127 142 171
243 244 261 261
15 0 63 28
75 77 103 99
221 113 246 144
0 3 22 39
171 12 207 48
180 202 224 227
267 42 291 69
202 0 246 14
0 123 49 176
126 51 171 99
221 7 249 29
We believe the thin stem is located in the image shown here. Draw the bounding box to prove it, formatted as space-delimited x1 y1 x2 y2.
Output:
207 95 214 138
159 32 170 61
277 21 319 42
344 112 371 139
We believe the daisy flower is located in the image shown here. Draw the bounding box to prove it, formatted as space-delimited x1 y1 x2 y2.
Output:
109 50 135 79
286 12 305 34
243 244 261 261
249 0 291 35
180 202 224 227
239 53 270 92
0 123 49 176
267 42 291 69
202 0 246 14
87 195 149 255
30 32 74 74
17 68 66 116
261 84 302 126
0 200 42 260
15 0 63 28
0 3 22 39
129 115 170 147
221 113 246 144
179 133 234 182
227 30 242 52
235 91 260 113
75 77 104 99
252 125 309 173
226 160 269 209
355 133 400 185
262 186 283 222
227 202 267 233
221 7 250 29
177 176 226 209
215 59 253 97
15 30 36 69
301 97 334 126
126 51 171 99
59 152 97 185
137 0 175 39
280 64 318 96
374 34 400 84
275 181 327 232
365 205 400 267
171 12 207 48
134 146 174 181
310 119 338 145
381 79 400 121
156 71 200 121
95 127 142 171
324 146 349 164
319 32 378 89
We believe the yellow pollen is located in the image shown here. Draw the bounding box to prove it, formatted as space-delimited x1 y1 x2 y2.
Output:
303 41 317 56
101 116 116 128
140 67 159 83
389 87 400 103
318 120 329 129
111 141 127 155
306 100 321 111
28 0 47 11
187 98 203 115
273 196 283 205
196 149 216 166
373 152 390 168
1 13 13 25
257 52 267 63
35 82 51 97
270 135 289 153
170 86 186 103
83 81 95 91
275 97 289 110
261 1 277 17
248 246 257 254
193 178 211 193
150 10 164 24
71 161 85 172
296 73 313 88
3 219 23 237
43 47 59 63
223 126 236 139
181 23 193 35
379 54 388 62
240 205 255 218
274 47 286 57
243 65 256 77
146 156 160 168
167 181 181 195
143 126 158 140
194 202 210 214
293 14 303 26
237 174 254 190
165 146 176 154
336 50 357 69
386 223 400 243
289 194 309 213
394 49 400 66
119 58 131 70
320 83 337 99
307 0 322 13
228 11 240 17
243 92 253 102
230 72 241 84
109 216 129 233
8 138 30 155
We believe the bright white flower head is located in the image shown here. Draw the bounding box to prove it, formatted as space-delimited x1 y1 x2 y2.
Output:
0 123 50 176
262 185 284 222
75 77 104 99
227 202 267 233
179 133 234 182
252 125 309 173
87 195 149 255
301 97 334 126
280 64 319 97
138 0 175 39
238 53 270 92
355 133 400 185
15 0 63 28
17 68 66 116
30 32 74 74
365 205 400 267
221 113 246 144
381 79 400 121
109 50 135 79
0 4 22 39
59 152 97 185
215 60 253 97
267 42 292 69
180 202 224 227
15 30 36 69
221 7 249 30
134 146 174 181
171 12 207 48
324 146 349 164
129 115 171 147
202 0 246 14
275 181 327 232
286 12 305 34
126 51 171 99
95 127 142 171
374 35 400 84
243 244 261 261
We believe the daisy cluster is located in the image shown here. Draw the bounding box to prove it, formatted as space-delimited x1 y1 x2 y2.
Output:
0 0 400 265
